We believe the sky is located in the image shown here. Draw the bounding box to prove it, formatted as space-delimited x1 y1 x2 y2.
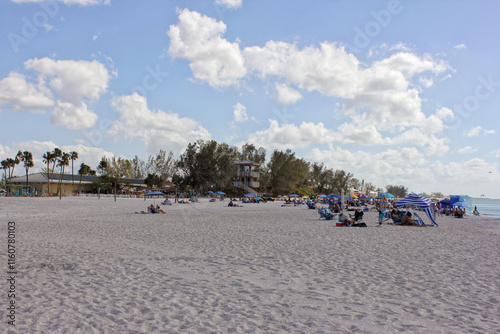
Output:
1 0 499 198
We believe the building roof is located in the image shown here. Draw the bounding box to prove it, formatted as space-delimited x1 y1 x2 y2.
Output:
235 160 260 165
8 173 146 186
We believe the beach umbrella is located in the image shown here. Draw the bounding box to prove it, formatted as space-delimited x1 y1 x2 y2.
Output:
318 194 327 198
288 194 299 197
244 193 256 198
145 191 165 196
377 192 395 199
144 191 165 205
207 191 214 194
215 191 226 195
357 194 368 198
327 194 340 198
453 201 471 210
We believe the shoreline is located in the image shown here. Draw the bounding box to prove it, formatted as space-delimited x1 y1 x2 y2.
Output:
1 197 499 333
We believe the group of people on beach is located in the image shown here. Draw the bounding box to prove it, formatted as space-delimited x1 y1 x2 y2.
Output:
147 204 166 214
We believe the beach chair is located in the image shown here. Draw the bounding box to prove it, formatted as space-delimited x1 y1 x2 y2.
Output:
318 207 335 220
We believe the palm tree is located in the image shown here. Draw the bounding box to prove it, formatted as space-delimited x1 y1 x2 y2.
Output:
42 151 53 195
57 152 70 199
97 157 108 176
19 151 34 194
69 151 79 194
51 148 62 195
78 163 90 194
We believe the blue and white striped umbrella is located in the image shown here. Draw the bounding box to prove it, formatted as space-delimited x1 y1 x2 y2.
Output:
396 193 432 208
396 193 438 226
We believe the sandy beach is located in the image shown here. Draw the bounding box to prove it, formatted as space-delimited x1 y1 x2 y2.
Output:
1 196 499 333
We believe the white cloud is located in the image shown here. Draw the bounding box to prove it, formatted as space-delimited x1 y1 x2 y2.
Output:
244 41 362 98
93 33 101 41
168 9 246 88
51 101 98 130
457 146 478 154
247 120 336 150
464 126 497 137
0 72 54 111
0 57 111 130
233 102 248 122
25 57 110 105
168 11 453 142
110 93 211 154
453 44 467 50
274 83 302 105
307 146 500 196
215 0 242 9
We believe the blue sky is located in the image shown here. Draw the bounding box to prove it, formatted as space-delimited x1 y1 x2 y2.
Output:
1 0 499 198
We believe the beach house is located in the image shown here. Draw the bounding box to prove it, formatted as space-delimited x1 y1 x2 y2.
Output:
234 160 260 192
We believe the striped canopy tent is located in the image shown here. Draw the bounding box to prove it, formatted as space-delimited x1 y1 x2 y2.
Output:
396 193 438 226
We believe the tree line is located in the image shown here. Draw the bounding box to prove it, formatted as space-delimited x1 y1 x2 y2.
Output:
1 140 411 198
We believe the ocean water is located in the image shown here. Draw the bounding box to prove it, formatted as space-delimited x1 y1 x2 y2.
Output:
471 198 500 218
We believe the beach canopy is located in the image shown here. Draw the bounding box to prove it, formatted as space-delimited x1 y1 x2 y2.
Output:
453 201 472 210
450 195 472 211
440 198 451 208
145 191 165 196
396 193 438 226
244 193 256 198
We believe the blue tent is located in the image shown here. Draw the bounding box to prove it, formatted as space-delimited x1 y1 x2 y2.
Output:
450 195 472 211
396 193 438 226
440 198 451 208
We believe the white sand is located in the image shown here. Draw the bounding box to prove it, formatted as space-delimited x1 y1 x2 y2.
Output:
1 197 499 333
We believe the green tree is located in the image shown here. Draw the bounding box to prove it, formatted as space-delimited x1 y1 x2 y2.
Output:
51 148 62 194
266 149 309 196
42 151 53 194
386 184 408 198
19 151 34 188
97 157 108 176
77 163 92 194
240 144 266 165
177 140 240 192
330 170 352 195
57 152 70 199
144 173 165 190
309 162 334 194
69 151 79 193
146 150 177 181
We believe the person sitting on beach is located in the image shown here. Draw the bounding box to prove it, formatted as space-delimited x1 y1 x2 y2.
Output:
338 212 354 226
400 212 416 226
148 204 157 214
228 200 234 207
156 205 166 214
473 206 480 216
